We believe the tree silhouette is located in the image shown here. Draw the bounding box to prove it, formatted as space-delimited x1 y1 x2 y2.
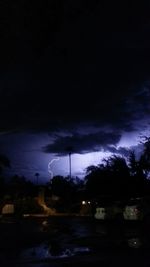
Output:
128 151 138 176
86 165 100 175
35 172 40 185
128 150 145 179
139 137 150 178
0 154 10 174
50 175 77 212
85 163 110 197
85 155 132 198
104 155 129 175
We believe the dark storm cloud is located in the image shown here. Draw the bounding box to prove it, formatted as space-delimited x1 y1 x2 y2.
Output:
1 1 150 180
125 86 150 120
43 132 121 155
0 1 150 137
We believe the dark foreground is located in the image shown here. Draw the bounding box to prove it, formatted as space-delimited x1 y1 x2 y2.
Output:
0 216 150 267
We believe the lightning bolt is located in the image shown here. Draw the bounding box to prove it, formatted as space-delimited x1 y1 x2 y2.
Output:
48 157 60 179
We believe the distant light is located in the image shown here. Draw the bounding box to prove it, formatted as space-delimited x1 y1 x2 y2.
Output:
2 204 14 215
42 220 48 226
128 238 141 248
82 201 86 205
134 208 139 214
88 201 91 205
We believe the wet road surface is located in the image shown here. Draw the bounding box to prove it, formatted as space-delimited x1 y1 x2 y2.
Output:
0 216 150 266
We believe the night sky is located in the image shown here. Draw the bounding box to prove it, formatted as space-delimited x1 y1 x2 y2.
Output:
0 1 150 182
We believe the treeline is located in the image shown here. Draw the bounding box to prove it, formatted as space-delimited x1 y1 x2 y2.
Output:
1 137 150 203
85 136 150 199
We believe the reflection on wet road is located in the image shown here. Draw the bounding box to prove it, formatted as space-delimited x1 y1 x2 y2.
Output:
0 217 150 266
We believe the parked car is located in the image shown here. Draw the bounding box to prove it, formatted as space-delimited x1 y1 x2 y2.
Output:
123 204 141 221
94 199 123 220
95 207 106 220
123 197 150 221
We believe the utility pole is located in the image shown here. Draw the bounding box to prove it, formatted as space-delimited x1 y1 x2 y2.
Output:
69 152 71 179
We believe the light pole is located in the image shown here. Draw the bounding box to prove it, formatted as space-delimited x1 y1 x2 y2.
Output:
69 151 71 179
66 146 73 179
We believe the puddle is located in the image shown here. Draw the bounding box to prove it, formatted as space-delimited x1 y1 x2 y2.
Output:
20 243 90 261
127 237 142 248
